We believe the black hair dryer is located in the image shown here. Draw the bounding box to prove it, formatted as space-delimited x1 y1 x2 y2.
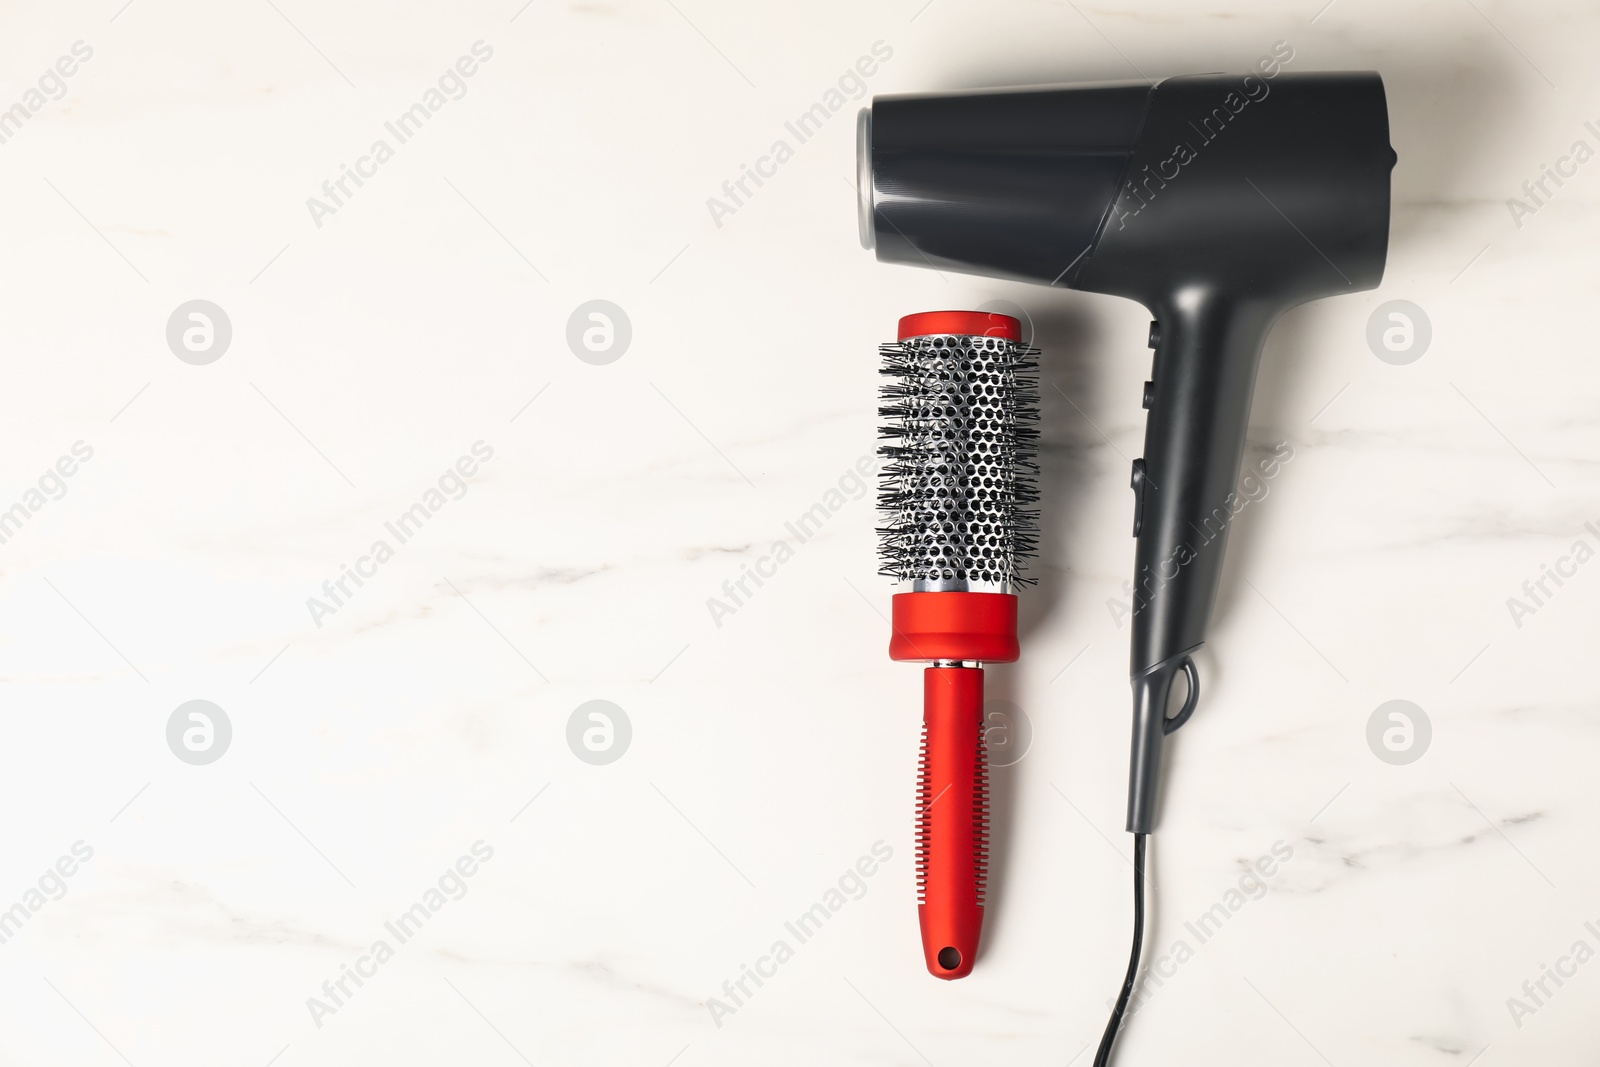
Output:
857 72 1394 832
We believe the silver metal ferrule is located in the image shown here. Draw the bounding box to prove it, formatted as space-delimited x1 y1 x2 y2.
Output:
912 577 1015 594
856 108 875 251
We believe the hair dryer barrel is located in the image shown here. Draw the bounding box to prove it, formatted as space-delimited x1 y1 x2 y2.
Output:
860 72 1392 297
858 82 1149 283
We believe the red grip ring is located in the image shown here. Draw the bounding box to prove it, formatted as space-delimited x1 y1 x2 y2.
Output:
897 311 1021 342
889 592 1019 663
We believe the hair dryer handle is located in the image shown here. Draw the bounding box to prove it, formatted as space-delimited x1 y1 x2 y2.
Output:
1125 294 1276 833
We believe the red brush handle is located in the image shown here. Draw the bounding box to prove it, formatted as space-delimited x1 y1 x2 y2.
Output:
891 591 1015 980
917 665 987 979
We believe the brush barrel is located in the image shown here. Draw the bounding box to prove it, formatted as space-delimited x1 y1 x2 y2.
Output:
877 313 1038 593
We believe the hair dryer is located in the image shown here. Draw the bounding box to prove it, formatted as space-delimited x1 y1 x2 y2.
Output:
857 71 1394 834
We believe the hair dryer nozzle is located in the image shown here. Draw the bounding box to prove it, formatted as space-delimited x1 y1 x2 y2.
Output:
856 107 875 250
860 82 1150 285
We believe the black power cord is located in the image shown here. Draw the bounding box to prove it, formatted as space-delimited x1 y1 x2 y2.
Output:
1092 832 1147 1067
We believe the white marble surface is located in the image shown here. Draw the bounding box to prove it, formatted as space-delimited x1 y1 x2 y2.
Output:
0 0 1597 1064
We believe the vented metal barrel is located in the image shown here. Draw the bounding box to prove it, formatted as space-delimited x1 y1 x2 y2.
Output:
878 326 1039 592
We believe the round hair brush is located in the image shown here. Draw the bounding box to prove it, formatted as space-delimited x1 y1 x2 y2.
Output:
878 310 1038 979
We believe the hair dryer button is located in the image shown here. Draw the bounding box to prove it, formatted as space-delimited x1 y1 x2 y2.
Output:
1147 321 1160 349
1130 458 1147 537
1141 381 1154 409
